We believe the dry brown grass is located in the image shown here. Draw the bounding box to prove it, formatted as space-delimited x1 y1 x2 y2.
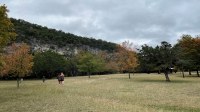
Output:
0 73 200 112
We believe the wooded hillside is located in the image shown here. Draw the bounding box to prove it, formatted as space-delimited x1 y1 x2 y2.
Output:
10 18 117 52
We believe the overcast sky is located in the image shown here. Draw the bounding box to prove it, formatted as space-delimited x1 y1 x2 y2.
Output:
1 0 200 46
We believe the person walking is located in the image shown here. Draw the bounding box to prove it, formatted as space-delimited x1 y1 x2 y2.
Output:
60 72 65 84
42 76 45 83
57 73 61 84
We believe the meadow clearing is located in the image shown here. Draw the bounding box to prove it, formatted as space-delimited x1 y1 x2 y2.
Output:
0 73 200 112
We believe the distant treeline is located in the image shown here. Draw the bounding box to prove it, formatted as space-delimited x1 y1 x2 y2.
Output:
9 18 200 79
10 18 117 51
2 4 200 82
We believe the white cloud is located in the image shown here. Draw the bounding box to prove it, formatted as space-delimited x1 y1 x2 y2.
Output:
1 0 200 46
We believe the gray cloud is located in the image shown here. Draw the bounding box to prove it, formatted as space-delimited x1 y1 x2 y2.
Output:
1 0 200 46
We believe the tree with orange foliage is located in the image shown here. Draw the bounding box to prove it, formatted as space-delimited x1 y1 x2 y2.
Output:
178 35 200 77
0 5 16 69
97 51 119 73
1 43 33 87
116 41 138 79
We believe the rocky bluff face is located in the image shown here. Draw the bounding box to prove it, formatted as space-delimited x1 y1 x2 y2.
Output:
29 41 101 56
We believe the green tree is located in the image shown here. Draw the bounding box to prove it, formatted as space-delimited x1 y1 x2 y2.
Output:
137 44 157 73
173 41 192 78
77 51 105 78
0 5 16 49
158 41 174 81
33 51 67 78
66 56 78 77
138 41 175 81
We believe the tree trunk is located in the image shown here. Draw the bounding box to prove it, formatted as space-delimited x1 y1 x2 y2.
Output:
188 69 191 75
164 68 170 82
164 72 170 82
174 69 177 73
17 78 20 88
197 70 199 77
88 72 90 78
158 70 161 74
182 69 185 78
70 70 73 77
181 67 185 78
128 72 130 79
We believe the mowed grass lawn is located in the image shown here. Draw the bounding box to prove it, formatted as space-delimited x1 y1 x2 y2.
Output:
0 73 200 112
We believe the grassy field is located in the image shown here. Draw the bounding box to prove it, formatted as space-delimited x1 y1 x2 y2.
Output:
0 73 200 112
